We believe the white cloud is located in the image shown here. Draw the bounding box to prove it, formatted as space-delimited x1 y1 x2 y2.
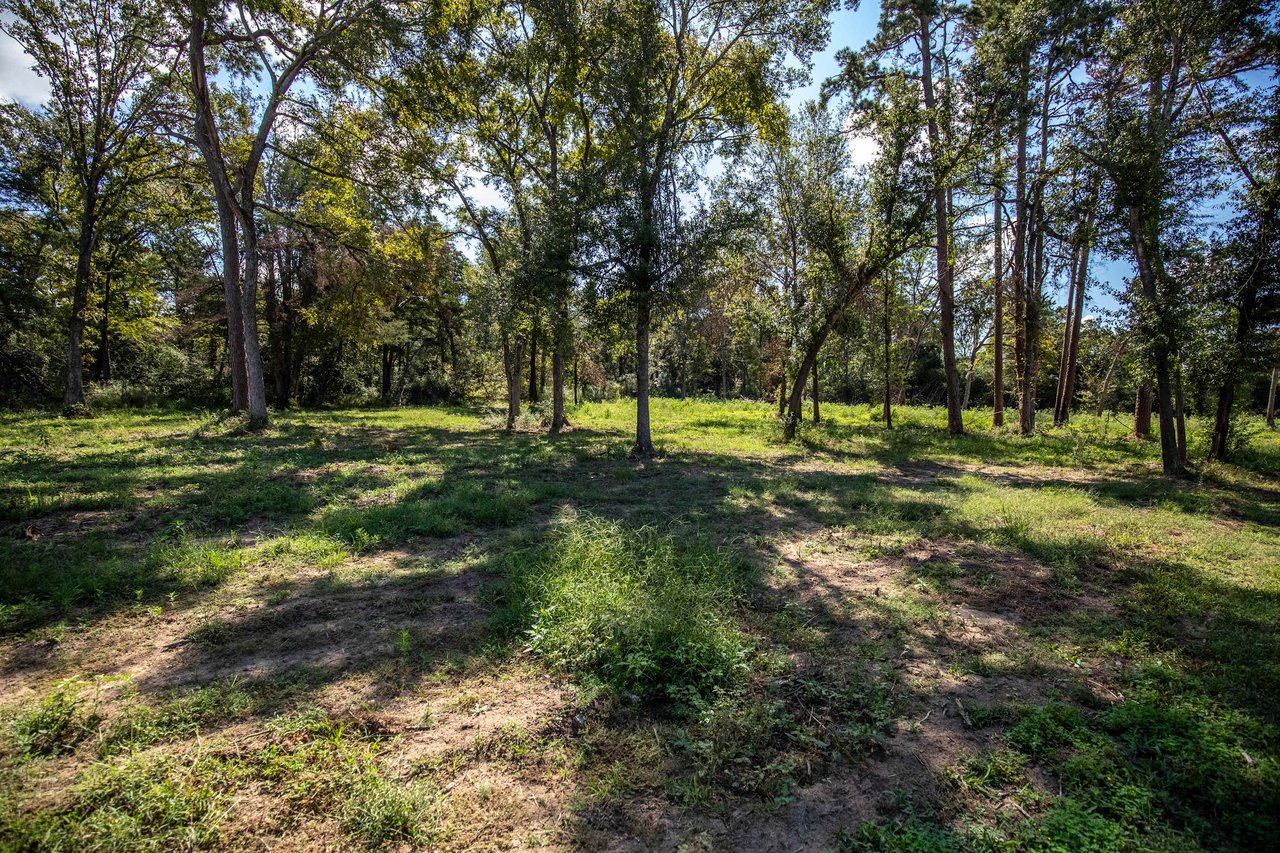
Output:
0 31 49 105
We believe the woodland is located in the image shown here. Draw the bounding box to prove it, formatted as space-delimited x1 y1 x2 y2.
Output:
0 0 1278 850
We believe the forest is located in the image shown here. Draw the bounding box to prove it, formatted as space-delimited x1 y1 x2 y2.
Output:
0 0 1278 850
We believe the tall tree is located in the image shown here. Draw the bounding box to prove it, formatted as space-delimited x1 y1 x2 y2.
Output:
1 0 176 407
592 0 831 454
1087 0 1275 474
185 0 380 423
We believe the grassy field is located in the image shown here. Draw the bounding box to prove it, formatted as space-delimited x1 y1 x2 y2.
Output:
0 399 1277 851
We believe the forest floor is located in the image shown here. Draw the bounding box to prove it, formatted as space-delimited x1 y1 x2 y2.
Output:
0 399 1277 852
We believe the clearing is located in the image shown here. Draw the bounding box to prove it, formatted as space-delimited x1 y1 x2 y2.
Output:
1 400 1277 851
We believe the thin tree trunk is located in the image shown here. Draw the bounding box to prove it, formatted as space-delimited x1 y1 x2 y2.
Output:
1054 245 1079 426
528 322 539 405
1134 384 1152 438
1012 63 1030 434
919 13 963 436
502 332 522 431
812 356 820 424
1127 205 1184 474
1174 368 1187 463
65 190 97 406
1266 366 1277 429
634 295 653 454
1096 334 1128 416
993 171 1004 427
883 273 893 429
237 214 269 423
96 274 111 383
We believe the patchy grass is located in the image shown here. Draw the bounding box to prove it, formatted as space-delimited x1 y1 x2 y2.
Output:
0 400 1277 850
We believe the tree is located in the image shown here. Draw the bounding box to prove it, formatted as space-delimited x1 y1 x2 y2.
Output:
591 0 832 455
1086 0 1275 474
184 0 382 423
1 0 176 407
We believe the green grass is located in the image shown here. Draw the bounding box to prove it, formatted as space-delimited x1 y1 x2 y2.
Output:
0 399 1277 850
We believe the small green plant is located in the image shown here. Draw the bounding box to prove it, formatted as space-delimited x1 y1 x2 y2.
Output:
498 510 751 703
10 678 104 757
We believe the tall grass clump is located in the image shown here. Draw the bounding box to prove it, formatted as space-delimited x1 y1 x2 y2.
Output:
500 511 751 704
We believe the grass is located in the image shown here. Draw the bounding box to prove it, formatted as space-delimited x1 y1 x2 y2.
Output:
0 399 1277 849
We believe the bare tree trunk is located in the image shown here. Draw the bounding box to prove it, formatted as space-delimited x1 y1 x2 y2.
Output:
1267 366 1277 429
96 274 111 383
883 274 893 429
1011 64 1030 434
1054 245 1079 426
528 321 539 405
238 214 269 423
1134 384 1152 438
993 172 1004 427
812 356 819 424
634 294 654 454
551 349 566 434
1175 368 1187 463
65 190 98 407
502 332 523 431
214 193 247 412
1096 334 1128 416
1127 205 1184 474
919 13 963 436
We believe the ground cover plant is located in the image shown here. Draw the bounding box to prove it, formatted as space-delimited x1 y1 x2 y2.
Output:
1 398 1277 850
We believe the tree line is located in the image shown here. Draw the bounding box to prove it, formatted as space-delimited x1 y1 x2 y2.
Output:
0 0 1277 469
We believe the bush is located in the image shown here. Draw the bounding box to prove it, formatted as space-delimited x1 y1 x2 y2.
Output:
498 511 751 703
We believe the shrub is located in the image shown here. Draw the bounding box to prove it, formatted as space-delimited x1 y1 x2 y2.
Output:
499 511 751 703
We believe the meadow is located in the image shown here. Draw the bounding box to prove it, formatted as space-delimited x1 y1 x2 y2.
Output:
0 399 1277 851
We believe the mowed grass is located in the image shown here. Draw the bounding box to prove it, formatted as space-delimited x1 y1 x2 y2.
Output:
0 399 1277 850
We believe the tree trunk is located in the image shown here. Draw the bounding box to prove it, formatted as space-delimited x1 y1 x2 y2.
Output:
65 189 98 406
1127 205 1184 474
1267 366 1277 429
1174 369 1187 463
1011 64 1030 434
883 273 893 429
919 13 963 436
237 212 269 423
96 274 111 383
550 304 569 434
1053 245 1079 426
380 345 393 402
1134 384 1152 438
812 356 819 424
992 172 1004 427
634 294 654 454
502 332 522 431
528 322 539 405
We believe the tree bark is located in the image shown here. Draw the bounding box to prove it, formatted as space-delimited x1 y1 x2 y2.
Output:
1134 384 1152 438
528 320 539 405
992 171 1004 427
1266 366 1277 429
1127 204 1185 474
502 332 523 431
1011 62 1030 434
883 273 893 429
919 13 963 436
64 188 98 406
812 356 820 424
96 274 111 383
